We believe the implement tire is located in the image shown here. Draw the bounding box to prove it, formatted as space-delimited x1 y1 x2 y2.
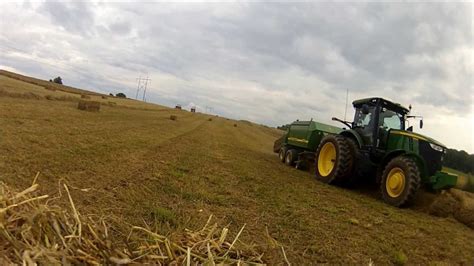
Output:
380 156 421 207
279 147 288 163
315 135 354 185
285 149 298 166
273 134 286 153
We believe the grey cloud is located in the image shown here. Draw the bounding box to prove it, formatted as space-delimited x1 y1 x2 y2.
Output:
108 21 132 35
40 2 95 36
1 2 472 151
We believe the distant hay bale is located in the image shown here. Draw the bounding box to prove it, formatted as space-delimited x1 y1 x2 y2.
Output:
208 118 213 121
78 100 101 112
81 94 91 99
234 124 238 127
101 95 107 99
429 189 474 229
170 115 178 121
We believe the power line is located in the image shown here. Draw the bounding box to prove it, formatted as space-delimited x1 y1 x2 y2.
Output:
142 77 150 102
135 76 150 101
135 76 142 99
205 106 213 114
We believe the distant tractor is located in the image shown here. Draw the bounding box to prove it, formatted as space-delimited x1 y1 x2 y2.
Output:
274 97 473 207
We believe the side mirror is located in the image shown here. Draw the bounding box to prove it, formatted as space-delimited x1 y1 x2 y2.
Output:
420 120 423 129
362 104 370 115
407 126 413 132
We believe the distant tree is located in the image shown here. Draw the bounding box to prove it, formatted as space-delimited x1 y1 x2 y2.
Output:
49 79 52 82
444 149 474 174
53 76 63 84
116 92 126 98
277 124 290 131
109 93 114 96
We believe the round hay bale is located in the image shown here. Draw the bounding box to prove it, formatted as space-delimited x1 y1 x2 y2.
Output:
170 115 178 121
234 124 237 127
81 94 91 99
78 100 101 112
101 95 108 99
208 118 213 121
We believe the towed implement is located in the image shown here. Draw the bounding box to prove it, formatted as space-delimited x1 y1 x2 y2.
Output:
274 97 474 207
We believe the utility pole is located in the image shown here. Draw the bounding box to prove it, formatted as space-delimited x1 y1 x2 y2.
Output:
135 76 142 100
135 76 151 101
142 76 150 102
205 106 213 114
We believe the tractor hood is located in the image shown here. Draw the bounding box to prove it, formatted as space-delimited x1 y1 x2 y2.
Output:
390 130 447 149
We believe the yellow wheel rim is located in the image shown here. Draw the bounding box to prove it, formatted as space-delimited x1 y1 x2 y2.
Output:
318 142 336 177
386 167 406 198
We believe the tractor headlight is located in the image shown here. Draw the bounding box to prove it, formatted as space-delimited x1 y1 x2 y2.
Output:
429 143 444 152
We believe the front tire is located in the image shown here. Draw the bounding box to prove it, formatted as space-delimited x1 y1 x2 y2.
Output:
380 156 421 207
315 135 354 185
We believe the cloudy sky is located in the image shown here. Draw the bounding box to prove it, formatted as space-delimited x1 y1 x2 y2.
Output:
0 1 472 152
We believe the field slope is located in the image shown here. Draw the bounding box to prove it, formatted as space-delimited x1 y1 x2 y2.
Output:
1 71 473 264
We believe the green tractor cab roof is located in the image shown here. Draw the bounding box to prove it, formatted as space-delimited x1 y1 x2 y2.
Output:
352 97 410 115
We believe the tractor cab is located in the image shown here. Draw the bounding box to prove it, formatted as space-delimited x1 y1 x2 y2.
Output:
351 97 410 152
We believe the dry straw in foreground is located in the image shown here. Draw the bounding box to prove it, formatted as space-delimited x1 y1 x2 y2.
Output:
0 180 265 265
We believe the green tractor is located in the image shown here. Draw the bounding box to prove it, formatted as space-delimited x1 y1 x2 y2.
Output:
274 97 473 207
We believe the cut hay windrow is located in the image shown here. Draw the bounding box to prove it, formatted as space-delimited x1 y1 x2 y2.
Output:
78 100 101 112
0 181 264 265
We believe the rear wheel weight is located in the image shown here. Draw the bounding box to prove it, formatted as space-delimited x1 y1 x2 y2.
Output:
314 135 354 185
380 156 421 207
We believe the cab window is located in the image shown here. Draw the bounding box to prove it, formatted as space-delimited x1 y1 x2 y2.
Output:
379 109 403 130
354 106 375 128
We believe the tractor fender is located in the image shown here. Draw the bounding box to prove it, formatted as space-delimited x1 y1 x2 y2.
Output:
376 150 426 184
339 129 363 148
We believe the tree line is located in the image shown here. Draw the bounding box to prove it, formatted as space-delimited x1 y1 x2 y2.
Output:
443 149 474 174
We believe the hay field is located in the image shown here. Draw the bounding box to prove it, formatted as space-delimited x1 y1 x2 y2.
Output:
1 71 473 264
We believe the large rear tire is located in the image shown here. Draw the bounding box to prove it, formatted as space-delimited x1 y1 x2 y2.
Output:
380 156 421 207
315 135 354 185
